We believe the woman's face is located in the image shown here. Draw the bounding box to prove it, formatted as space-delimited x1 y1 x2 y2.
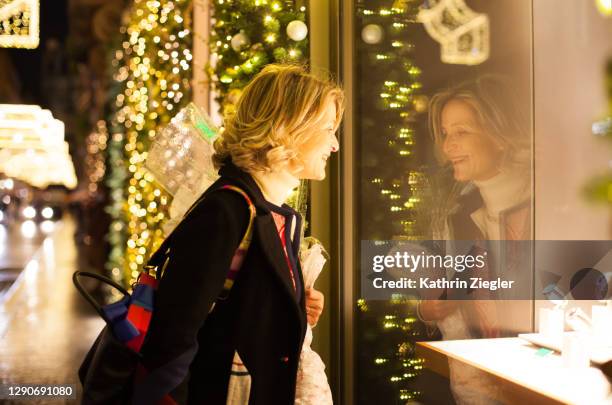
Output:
291 99 339 180
441 99 501 182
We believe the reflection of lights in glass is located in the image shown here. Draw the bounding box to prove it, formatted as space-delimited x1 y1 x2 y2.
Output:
41 207 53 219
22 206 36 219
40 220 54 234
595 0 612 16
2 195 9 204
21 220 36 238
592 117 612 136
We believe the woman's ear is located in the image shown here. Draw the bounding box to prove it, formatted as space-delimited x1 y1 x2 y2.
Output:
286 154 304 177
275 144 299 174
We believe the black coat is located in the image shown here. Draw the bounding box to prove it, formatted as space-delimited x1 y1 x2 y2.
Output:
140 162 308 404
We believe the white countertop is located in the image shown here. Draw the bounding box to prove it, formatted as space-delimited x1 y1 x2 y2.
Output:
418 337 612 405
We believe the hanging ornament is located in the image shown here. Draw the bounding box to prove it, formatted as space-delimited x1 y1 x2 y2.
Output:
286 20 308 41
418 0 489 65
230 31 250 51
361 24 384 45
0 0 40 49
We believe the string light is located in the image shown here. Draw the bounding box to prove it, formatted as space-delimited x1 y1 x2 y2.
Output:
106 0 192 292
357 0 426 402
0 104 76 188
85 120 109 194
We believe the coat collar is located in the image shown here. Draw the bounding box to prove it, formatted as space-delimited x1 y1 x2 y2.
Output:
217 160 275 213
217 160 302 216
449 183 531 240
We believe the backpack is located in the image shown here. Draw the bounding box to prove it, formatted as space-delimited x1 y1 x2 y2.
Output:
73 185 256 404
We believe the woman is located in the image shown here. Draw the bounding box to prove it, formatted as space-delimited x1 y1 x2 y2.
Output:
139 64 344 404
418 75 531 404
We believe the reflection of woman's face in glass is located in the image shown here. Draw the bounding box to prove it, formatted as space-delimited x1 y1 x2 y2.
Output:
441 99 501 182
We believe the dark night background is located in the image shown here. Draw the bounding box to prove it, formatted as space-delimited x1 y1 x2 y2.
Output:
3 0 69 105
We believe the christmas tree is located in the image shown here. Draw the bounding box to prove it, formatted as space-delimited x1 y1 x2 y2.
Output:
209 0 309 110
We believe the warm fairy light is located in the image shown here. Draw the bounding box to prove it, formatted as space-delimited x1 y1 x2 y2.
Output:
0 104 76 188
357 1 426 402
107 0 191 290
85 120 108 194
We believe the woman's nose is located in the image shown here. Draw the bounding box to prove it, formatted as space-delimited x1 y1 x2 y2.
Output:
442 134 455 156
331 134 339 152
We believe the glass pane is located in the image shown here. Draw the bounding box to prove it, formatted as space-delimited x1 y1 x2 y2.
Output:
532 0 612 358
534 0 612 240
352 0 534 403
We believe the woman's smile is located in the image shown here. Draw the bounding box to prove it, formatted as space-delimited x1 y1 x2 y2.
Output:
441 99 501 182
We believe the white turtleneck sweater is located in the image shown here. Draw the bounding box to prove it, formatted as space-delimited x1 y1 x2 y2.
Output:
471 170 530 240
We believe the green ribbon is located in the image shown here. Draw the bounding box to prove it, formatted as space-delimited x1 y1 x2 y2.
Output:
195 121 216 140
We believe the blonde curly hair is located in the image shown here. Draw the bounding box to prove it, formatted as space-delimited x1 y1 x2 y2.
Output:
213 64 345 173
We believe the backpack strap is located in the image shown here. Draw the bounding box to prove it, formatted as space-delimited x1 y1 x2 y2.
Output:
216 185 256 299
147 184 256 284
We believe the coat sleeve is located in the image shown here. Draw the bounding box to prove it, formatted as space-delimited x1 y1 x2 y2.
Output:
138 190 249 393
